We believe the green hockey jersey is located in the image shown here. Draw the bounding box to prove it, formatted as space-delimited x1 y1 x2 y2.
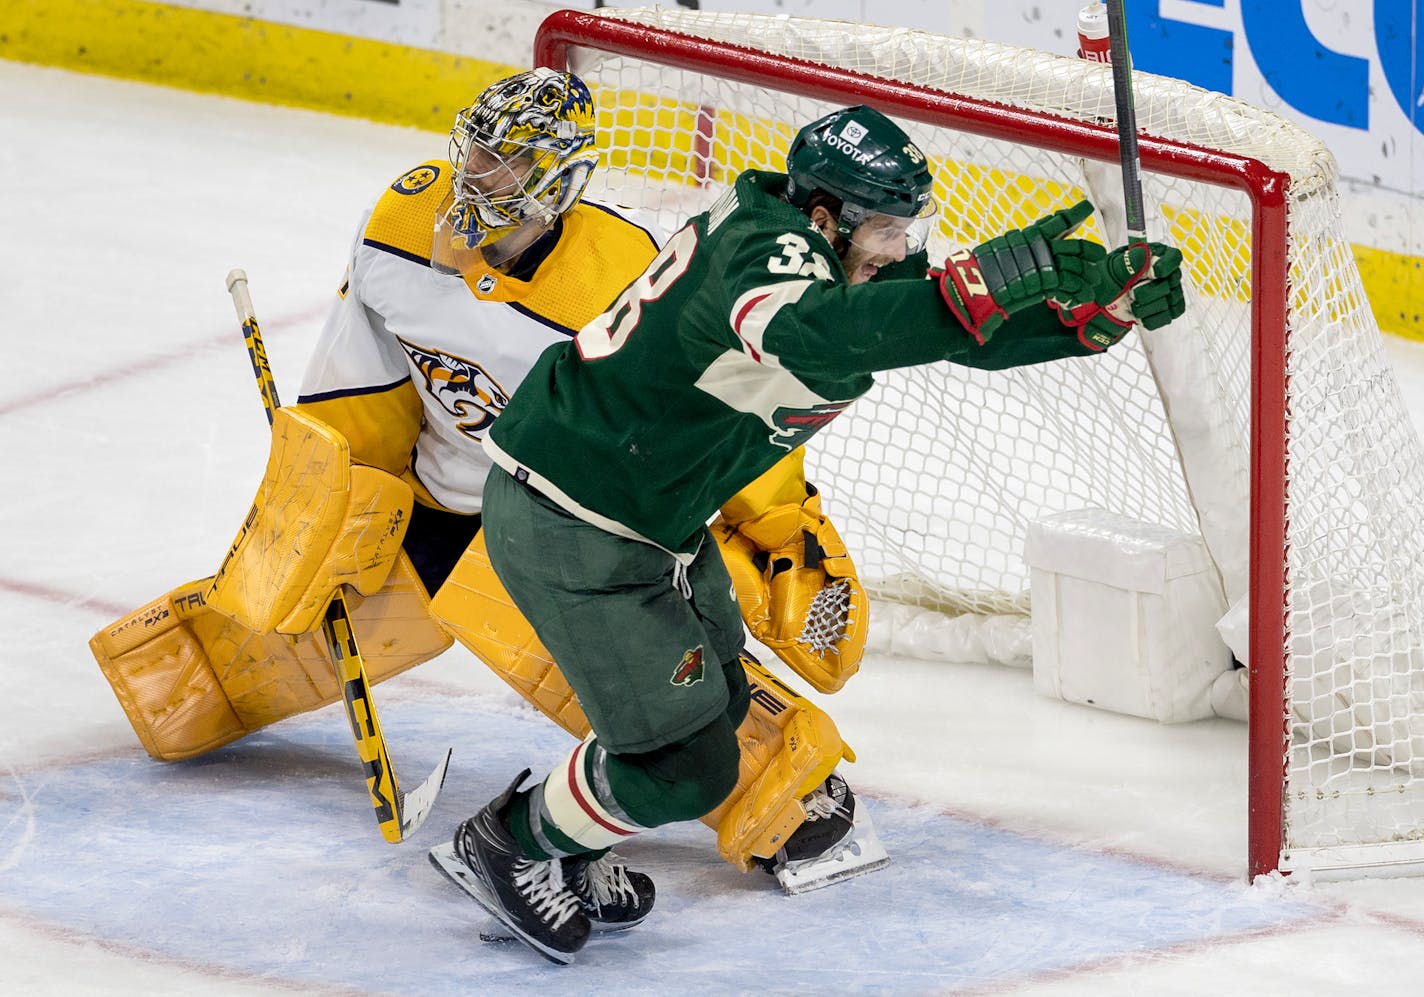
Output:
485 169 1097 556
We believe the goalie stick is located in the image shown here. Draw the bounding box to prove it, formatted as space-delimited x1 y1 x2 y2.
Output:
225 268 451 844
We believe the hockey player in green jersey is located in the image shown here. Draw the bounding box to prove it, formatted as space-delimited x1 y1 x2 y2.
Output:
451 104 1188 963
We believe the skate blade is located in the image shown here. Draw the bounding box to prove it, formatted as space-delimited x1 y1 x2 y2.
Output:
428 843 576 966
479 919 518 943
479 919 517 943
481 912 646 942
773 805 891 896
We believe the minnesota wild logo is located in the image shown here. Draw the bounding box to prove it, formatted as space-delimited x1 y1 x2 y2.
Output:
670 646 706 688
769 400 852 450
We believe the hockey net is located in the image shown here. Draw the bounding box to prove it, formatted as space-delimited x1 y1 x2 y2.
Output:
534 7 1424 879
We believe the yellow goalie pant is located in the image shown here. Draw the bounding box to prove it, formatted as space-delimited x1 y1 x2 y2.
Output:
431 531 854 870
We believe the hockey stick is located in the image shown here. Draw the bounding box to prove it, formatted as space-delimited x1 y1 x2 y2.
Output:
1103 0 1147 241
225 268 450 844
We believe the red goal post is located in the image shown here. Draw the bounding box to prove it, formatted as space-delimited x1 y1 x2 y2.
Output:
534 7 1424 881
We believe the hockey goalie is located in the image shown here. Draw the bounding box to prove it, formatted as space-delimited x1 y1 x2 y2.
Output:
89 68 884 904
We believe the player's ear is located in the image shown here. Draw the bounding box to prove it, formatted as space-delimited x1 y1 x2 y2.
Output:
807 204 837 242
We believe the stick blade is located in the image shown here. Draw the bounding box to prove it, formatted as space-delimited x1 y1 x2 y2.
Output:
397 748 453 839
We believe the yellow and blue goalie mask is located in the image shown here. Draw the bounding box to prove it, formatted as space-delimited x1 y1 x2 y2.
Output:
438 68 598 259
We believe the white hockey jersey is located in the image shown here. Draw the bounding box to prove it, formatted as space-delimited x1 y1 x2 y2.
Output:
296 160 662 514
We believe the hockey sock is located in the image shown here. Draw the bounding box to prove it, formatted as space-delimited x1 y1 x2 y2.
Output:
511 714 742 856
507 789 599 861
599 713 741 827
512 737 655 858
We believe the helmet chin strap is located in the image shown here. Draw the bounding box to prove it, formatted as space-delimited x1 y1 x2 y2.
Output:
836 202 868 240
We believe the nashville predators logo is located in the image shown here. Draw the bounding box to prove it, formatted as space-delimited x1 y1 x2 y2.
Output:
769 400 853 450
391 165 440 195
670 646 706 688
397 337 510 438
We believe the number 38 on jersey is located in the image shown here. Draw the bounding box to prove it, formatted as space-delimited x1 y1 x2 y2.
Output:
575 225 832 361
768 232 832 280
576 226 698 360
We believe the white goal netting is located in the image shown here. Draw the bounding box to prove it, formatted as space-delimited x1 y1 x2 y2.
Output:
546 7 1424 877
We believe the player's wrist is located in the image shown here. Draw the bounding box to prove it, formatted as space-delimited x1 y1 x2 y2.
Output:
932 248 1009 344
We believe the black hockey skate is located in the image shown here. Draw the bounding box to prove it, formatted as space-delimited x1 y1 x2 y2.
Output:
564 852 656 931
756 771 891 894
480 851 656 942
428 769 590 965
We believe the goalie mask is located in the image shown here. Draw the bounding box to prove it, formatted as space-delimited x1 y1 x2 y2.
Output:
786 105 937 258
436 68 598 265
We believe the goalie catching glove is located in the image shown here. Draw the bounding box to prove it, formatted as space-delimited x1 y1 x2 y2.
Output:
932 199 1105 344
713 482 866 695
1054 240 1187 351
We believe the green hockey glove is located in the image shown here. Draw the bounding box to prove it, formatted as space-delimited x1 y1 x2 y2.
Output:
931 200 1105 344
1056 241 1187 351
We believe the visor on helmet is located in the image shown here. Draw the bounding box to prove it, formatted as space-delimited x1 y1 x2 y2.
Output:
842 200 937 258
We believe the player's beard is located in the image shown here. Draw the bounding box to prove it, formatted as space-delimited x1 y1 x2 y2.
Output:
840 242 891 285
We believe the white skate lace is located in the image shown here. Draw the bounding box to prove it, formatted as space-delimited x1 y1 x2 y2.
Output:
511 857 582 928
577 854 639 911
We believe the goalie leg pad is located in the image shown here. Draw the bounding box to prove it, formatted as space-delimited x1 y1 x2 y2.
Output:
92 579 250 761
91 553 452 761
700 654 853 869
206 407 414 636
431 530 594 738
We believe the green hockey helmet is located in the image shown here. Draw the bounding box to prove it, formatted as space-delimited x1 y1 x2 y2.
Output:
786 106 936 255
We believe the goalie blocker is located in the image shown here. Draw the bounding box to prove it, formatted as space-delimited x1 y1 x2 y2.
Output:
90 413 878 881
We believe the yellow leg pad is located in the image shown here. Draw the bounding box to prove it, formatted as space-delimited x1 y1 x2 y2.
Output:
91 554 452 761
701 657 852 870
431 530 594 738
92 580 248 761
